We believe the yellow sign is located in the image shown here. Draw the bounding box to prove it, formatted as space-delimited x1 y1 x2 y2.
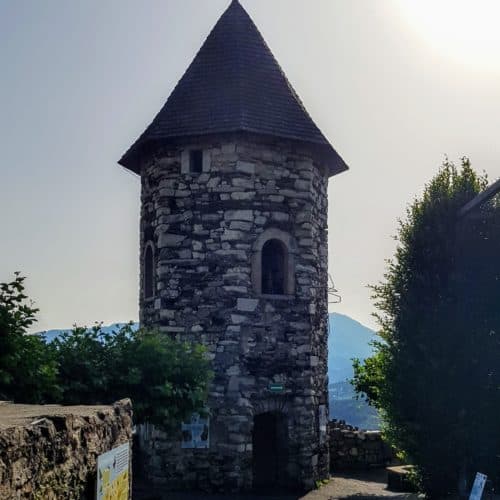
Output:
97 443 130 500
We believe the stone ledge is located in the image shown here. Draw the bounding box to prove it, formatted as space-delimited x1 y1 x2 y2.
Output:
0 400 131 429
0 399 133 499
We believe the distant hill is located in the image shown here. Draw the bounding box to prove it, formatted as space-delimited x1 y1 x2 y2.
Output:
38 323 138 343
328 313 380 429
328 313 376 383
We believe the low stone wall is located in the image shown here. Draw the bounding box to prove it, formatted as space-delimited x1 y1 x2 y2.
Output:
328 420 393 471
0 399 132 499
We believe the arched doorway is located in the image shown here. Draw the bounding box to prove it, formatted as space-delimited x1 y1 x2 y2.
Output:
252 412 289 492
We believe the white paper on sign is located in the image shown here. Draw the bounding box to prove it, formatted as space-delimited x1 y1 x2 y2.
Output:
96 442 130 500
469 472 487 500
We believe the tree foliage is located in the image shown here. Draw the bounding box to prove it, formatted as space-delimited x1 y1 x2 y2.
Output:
0 273 58 403
0 274 213 430
54 324 212 430
353 159 500 497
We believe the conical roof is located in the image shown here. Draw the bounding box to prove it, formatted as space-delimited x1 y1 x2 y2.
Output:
119 0 348 175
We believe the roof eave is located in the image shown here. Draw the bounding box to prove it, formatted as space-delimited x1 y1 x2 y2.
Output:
118 144 141 174
326 150 349 177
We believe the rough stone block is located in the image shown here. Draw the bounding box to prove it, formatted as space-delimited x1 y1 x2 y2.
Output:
160 310 175 320
231 314 247 324
223 286 248 294
231 191 256 201
224 210 254 222
268 195 285 203
215 249 247 260
163 326 185 333
158 233 185 248
272 212 289 222
221 229 244 241
221 143 236 154
294 179 310 191
229 221 252 231
237 298 258 312
299 238 313 247
207 177 221 188
232 178 254 189
236 161 256 175
226 365 240 376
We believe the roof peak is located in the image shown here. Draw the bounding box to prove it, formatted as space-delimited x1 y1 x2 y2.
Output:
227 0 246 15
119 0 348 176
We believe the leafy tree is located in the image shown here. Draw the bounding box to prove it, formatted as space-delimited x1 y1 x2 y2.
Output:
0 273 59 403
353 159 500 497
0 273 213 430
52 325 111 406
54 324 213 430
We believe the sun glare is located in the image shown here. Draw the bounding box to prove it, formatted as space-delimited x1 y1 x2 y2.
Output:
397 0 500 72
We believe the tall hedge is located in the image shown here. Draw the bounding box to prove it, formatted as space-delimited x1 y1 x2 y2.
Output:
353 159 500 497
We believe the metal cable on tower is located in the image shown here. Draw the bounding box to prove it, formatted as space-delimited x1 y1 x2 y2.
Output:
328 274 342 304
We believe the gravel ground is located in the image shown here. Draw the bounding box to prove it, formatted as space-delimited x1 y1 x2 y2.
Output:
304 470 420 500
134 469 420 500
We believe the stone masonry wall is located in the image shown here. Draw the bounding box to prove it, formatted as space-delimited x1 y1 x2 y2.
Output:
137 134 331 492
0 399 132 500
328 420 393 471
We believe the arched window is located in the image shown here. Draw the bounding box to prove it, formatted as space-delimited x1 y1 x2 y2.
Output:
144 244 154 299
252 229 295 296
261 239 286 295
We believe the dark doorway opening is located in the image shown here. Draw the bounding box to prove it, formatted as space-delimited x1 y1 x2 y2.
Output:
252 412 289 492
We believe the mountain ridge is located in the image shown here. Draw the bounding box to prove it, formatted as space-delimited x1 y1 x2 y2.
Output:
328 312 376 383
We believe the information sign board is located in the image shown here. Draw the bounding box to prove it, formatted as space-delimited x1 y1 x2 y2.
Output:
96 442 130 500
181 413 209 449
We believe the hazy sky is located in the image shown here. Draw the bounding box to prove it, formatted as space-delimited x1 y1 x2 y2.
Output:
2 0 500 332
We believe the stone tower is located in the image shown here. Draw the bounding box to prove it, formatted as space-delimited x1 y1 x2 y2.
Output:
119 0 348 493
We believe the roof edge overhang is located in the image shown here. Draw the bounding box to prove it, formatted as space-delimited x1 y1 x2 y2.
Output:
118 130 349 177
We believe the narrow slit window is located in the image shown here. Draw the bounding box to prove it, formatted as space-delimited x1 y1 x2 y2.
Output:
144 245 154 299
261 239 286 295
189 150 203 174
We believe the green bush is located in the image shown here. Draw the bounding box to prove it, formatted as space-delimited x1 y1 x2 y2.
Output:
54 324 212 429
0 274 213 430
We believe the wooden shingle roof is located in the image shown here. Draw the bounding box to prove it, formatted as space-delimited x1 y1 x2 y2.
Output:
119 0 348 176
